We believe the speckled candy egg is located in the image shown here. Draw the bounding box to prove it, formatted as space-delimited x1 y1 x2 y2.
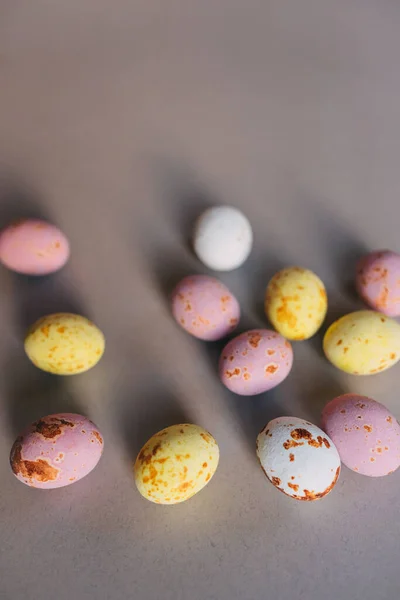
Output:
356 250 400 316
25 313 105 375
0 219 70 275
193 206 253 271
10 413 104 488
257 417 340 501
171 275 240 341
134 424 219 504
219 329 293 395
265 267 327 340
323 310 400 375
322 394 400 477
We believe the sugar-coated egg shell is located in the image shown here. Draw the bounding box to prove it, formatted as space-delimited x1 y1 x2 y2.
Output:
24 313 105 375
193 206 253 271
323 310 400 375
219 329 293 395
134 424 219 504
10 413 104 489
171 275 240 341
322 394 400 477
0 219 70 275
257 417 340 501
265 267 327 340
356 250 400 316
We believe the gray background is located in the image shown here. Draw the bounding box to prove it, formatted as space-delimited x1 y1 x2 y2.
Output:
0 1 399 599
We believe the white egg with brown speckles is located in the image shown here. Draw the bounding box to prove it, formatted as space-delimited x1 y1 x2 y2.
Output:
257 417 341 501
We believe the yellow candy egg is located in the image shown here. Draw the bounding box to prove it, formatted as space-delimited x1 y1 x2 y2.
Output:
323 310 400 375
134 424 219 505
24 313 105 375
265 267 327 340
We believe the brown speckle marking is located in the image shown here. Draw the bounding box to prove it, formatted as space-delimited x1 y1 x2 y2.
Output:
200 432 211 444
343 347 349 354
40 325 50 338
10 440 59 484
34 418 74 439
390 353 396 360
206 473 211 482
387 416 393 424
291 428 312 441
340 409 346 414
289 453 295 462
57 326 66 334
363 425 372 433
248 333 262 348
230 318 238 326
271 476 281 487
243 372 251 380
267 349 275 356
93 431 103 444
265 364 278 375
288 482 299 492
225 367 241 378
336 339 343 346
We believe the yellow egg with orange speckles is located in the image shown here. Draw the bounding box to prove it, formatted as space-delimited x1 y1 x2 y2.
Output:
24 313 105 375
134 424 219 505
265 267 327 341
323 311 400 375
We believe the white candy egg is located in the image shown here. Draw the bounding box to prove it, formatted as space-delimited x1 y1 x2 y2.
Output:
256 417 341 501
193 206 253 271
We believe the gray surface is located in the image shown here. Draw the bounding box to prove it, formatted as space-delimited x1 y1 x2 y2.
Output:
0 2 400 599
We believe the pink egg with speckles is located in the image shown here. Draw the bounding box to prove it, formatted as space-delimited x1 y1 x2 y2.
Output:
322 394 400 477
171 275 240 341
219 329 293 395
0 219 70 275
356 250 400 316
10 413 104 489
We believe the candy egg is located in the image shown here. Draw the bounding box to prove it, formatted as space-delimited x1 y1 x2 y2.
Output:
171 274 240 341
323 310 400 375
134 424 219 504
265 267 327 340
257 417 340 501
0 219 70 275
25 313 105 375
322 394 400 476
219 329 293 395
193 206 253 271
356 250 400 316
10 413 104 488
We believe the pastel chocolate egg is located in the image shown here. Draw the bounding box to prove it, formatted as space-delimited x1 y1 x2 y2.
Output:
356 250 400 316
265 267 327 340
322 394 400 476
219 329 293 395
171 275 240 341
193 206 253 271
10 413 104 488
134 424 219 504
257 417 340 501
0 219 70 275
323 310 400 375
24 313 105 375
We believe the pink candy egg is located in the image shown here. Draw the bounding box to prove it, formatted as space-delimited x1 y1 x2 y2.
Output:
356 250 400 316
219 329 293 395
171 274 240 341
0 219 70 275
10 413 104 489
322 394 400 477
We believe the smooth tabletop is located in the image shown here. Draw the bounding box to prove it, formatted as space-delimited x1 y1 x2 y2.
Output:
1 2 400 599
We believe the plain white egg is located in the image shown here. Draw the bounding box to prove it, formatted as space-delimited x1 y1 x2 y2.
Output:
193 206 253 271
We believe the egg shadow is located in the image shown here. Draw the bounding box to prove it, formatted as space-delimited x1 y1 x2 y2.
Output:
0 174 86 437
147 155 216 252
116 375 194 463
297 377 346 427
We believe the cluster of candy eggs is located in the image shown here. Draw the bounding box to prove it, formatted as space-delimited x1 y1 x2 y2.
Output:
3 212 400 504
170 208 400 502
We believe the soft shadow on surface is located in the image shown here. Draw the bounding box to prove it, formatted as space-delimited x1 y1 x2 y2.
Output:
4 358 82 436
148 155 215 250
116 376 193 462
0 174 85 435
